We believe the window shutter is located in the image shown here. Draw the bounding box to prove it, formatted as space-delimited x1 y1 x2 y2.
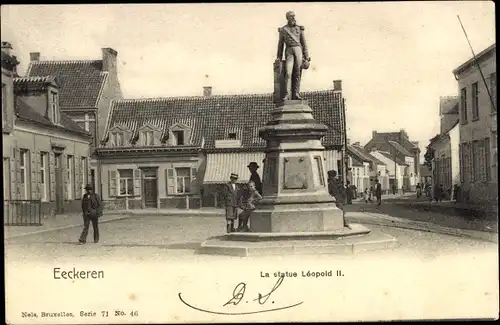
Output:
28 150 35 200
74 157 80 198
11 147 18 200
166 168 175 195
62 155 68 200
35 151 41 199
109 170 117 197
49 152 55 201
133 169 142 196
190 167 198 193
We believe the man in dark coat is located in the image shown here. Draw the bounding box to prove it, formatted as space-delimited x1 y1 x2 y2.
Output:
248 162 263 196
374 179 382 206
223 173 240 233
79 184 103 244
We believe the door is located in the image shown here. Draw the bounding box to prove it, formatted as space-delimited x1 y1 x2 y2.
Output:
142 168 158 208
54 153 64 213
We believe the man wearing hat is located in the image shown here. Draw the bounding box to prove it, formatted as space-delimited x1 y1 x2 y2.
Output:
78 183 103 244
247 162 263 196
222 173 240 233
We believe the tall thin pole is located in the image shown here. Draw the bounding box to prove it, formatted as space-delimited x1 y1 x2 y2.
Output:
457 15 496 112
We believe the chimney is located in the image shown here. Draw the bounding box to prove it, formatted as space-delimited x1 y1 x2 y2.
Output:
372 130 377 138
101 47 118 72
333 80 342 91
1 41 12 55
203 86 212 97
30 52 40 61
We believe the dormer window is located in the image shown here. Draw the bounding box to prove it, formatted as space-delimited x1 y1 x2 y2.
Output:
50 91 59 124
173 130 185 145
228 132 237 140
110 132 123 147
140 131 154 146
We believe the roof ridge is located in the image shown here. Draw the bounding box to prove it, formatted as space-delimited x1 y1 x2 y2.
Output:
114 89 339 103
31 59 102 64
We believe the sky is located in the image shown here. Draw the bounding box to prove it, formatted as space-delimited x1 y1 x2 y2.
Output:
1 3 496 159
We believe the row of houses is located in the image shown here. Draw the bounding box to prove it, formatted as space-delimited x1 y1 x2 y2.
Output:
425 43 496 204
2 42 349 213
345 128 422 194
3 40 428 215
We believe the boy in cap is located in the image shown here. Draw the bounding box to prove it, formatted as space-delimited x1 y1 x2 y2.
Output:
222 173 240 233
78 183 103 244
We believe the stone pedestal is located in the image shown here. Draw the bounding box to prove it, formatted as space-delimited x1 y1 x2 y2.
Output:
251 99 344 232
197 99 397 256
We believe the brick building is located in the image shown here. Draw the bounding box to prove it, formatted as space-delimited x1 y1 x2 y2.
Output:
26 48 123 194
98 85 346 210
453 43 497 204
2 42 92 218
364 129 420 190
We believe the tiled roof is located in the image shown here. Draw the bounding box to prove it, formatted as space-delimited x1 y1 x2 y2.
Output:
388 140 413 156
27 60 107 109
378 151 408 166
347 145 371 163
440 96 459 115
105 90 345 150
351 145 386 166
15 97 91 137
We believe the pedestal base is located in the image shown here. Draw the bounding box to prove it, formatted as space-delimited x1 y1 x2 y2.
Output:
197 224 398 257
251 202 344 232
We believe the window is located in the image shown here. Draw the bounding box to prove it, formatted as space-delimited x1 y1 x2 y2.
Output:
490 73 497 113
111 132 123 146
471 82 479 120
81 157 87 194
228 132 237 140
74 113 95 132
3 158 10 200
67 155 74 199
118 169 134 196
2 83 6 128
173 130 185 145
20 149 28 199
460 87 468 123
50 91 59 124
175 167 191 194
141 131 154 146
40 152 48 201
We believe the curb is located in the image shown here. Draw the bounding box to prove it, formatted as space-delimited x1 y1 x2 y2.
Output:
346 214 498 243
4 214 136 240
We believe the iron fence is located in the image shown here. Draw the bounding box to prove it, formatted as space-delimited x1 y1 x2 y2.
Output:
3 200 42 226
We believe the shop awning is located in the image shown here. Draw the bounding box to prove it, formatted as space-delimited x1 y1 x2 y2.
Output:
203 152 266 184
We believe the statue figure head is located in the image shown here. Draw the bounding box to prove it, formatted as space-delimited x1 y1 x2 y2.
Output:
286 11 296 26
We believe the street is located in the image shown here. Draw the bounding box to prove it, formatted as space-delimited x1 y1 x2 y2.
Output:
4 211 497 263
5 212 498 322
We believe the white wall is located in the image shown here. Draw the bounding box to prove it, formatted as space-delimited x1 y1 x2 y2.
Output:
449 123 460 185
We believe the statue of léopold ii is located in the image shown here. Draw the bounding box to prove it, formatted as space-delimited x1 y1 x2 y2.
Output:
274 11 311 103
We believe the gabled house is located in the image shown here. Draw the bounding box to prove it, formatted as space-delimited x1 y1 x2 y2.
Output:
98 85 346 210
26 47 123 194
364 129 420 190
427 96 460 196
2 42 92 219
453 43 496 204
348 142 389 192
369 149 409 192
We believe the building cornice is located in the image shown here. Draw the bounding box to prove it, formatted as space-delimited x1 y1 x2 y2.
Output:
453 44 496 76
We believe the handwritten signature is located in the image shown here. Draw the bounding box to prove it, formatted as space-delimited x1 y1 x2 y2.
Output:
178 275 304 315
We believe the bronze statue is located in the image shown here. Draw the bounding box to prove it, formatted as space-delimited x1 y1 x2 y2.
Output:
275 11 311 101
